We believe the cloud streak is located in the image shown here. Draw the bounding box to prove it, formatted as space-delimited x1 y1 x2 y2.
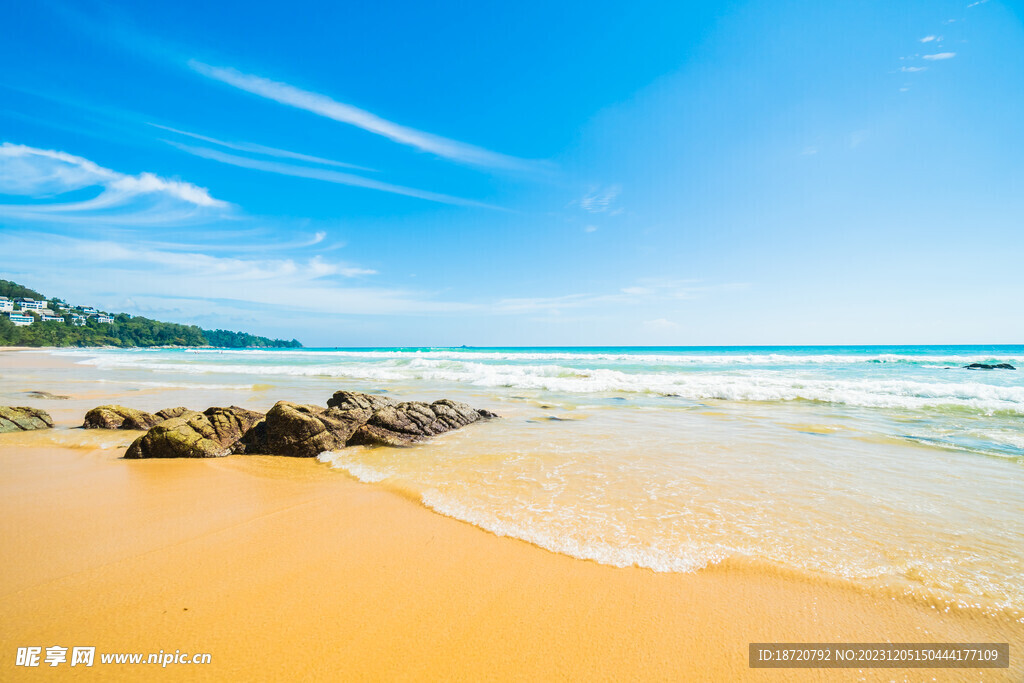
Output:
149 123 376 172
167 141 502 209
189 61 546 173
923 52 956 60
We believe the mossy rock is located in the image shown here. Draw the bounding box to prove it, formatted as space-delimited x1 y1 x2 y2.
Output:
0 406 54 433
84 405 162 430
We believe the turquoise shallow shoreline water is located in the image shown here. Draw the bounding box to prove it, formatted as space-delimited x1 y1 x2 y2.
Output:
8 345 1024 617
67 344 1024 458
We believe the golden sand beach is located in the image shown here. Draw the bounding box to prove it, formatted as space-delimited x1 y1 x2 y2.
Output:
1 350 1021 681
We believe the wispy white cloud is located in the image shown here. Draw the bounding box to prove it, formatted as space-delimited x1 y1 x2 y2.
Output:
339 266 378 277
849 130 870 148
149 123 376 172
189 61 545 173
577 185 621 213
923 52 956 60
492 279 746 314
584 225 598 233
0 142 228 225
900 66 927 72
967 0 988 7
919 35 938 43
167 141 501 209
2 232 467 318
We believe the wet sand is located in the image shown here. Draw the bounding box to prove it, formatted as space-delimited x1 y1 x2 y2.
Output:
1 437 1021 681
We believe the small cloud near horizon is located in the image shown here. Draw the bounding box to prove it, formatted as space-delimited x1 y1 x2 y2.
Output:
643 318 679 331
150 123 376 172
923 52 956 60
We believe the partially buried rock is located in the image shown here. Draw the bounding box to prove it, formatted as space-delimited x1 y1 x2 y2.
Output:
0 406 54 433
23 391 70 400
124 406 263 459
963 363 1016 370
84 405 162 430
255 401 367 458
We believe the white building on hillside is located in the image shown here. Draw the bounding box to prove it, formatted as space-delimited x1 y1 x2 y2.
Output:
16 298 47 311
71 315 87 327
95 314 114 324
40 310 64 322
0 297 12 312
7 312 34 326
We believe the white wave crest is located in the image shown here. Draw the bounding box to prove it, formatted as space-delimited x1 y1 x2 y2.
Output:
419 489 721 573
69 352 1024 414
54 347 1024 366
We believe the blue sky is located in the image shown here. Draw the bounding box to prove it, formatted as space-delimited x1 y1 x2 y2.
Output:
1 0 1022 346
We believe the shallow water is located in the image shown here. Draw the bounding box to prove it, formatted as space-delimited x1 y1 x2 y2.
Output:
8 345 1024 617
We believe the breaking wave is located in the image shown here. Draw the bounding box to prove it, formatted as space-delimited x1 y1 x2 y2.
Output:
68 351 1024 415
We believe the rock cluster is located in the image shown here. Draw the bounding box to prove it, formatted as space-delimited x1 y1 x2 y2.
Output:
963 363 1016 370
0 406 54 433
117 391 497 459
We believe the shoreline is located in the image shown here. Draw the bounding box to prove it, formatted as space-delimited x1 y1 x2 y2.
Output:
2 348 1022 679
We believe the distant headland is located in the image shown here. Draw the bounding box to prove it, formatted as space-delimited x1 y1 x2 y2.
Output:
0 279 301 349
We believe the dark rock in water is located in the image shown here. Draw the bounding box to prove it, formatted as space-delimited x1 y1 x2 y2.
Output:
84 405 162 430
348 423 425 448
351 399 497 447
372 400 486 436
542 415 571 421
256 401 365 458
0 406 54 433
23 391 70 400
963 363 1016 370
124 407 262 459
156 406 193 420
